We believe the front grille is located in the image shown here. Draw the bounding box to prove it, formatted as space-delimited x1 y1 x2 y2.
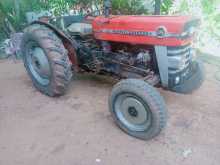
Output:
167 44 192 74
167 44 193 87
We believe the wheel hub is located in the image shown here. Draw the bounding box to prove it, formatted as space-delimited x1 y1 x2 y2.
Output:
27 46 51 86
34 59 41 69
32 48 50 78
114 94 151 132
128 107 138 117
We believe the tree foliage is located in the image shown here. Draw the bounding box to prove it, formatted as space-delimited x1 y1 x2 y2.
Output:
0 0 147 33
111 0 148 15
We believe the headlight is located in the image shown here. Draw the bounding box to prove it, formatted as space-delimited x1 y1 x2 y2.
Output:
182 18 200 38
188 26 196 35
181 26 196 38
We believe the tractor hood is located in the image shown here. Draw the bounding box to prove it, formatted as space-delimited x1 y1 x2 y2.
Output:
92 15 200 46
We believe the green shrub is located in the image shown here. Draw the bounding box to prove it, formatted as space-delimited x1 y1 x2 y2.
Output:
112 0 148 14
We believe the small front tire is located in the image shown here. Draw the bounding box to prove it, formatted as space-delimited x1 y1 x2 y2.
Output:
109 79 167 140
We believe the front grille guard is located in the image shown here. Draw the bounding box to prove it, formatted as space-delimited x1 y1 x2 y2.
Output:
155 44 193 88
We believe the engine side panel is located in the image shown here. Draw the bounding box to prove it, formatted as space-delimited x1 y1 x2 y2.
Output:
92 16 195 46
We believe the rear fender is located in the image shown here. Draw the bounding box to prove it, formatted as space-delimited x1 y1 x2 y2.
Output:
30 21 79 71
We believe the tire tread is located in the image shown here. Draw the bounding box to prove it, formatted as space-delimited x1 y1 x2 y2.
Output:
22 24 73 96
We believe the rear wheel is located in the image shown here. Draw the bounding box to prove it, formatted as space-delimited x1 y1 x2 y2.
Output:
21 24 72 96
109 79 167 140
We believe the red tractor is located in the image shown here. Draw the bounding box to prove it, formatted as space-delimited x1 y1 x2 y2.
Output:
21 0 204 140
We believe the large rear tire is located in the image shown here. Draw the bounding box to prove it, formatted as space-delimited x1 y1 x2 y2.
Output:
21 24 72 97
109 79 167 140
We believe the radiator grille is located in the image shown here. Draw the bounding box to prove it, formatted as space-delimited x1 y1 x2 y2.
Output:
167 44 192 74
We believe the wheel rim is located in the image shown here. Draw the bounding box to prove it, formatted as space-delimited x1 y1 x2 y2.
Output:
114 93 152 132
26 44 50 86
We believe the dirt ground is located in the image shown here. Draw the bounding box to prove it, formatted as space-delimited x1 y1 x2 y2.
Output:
0 58 220 165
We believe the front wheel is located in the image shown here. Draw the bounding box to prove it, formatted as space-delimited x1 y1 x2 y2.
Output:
109 79 167 140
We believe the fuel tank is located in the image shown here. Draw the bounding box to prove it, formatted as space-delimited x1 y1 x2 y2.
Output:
92 15 199 46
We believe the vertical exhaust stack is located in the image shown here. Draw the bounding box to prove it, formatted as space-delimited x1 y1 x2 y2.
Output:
104 0 112 17
154 0 161 15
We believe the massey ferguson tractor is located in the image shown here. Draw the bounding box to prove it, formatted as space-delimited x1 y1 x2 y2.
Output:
21 0 204 140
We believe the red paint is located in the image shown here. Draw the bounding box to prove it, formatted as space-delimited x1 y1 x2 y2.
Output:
92 15 194 46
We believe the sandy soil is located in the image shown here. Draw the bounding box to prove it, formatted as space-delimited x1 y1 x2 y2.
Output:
0 59 220 165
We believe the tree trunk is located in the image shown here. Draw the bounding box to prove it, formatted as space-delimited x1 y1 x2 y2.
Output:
14 0 20 19
154 0 161 15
